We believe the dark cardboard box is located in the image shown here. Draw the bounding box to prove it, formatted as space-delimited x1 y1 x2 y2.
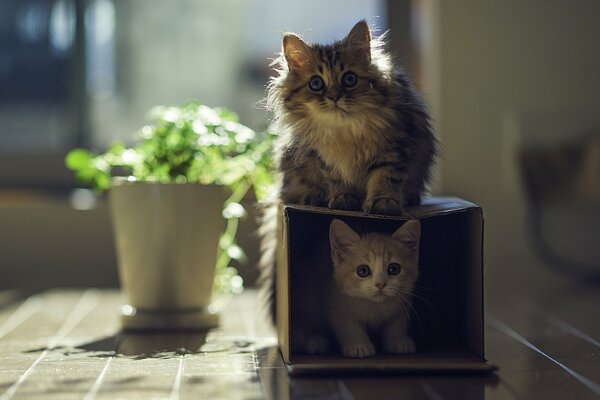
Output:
276 197 494 375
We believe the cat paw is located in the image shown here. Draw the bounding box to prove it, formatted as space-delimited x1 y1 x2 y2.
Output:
363 197 404 216
383 336 416 354
307 335 330 354
302 189 328 207
329 193 361 211
341 342 376 358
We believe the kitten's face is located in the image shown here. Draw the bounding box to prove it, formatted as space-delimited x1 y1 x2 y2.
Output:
278 21 391 131
329 220 420 303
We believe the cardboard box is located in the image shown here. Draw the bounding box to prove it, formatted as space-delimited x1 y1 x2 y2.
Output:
276 197 495 375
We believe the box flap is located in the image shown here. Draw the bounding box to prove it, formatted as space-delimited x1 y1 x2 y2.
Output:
287 347 496 376
282 197 480 220
276 203 291 362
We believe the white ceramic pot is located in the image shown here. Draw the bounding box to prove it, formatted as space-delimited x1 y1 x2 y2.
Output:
109 181 225 330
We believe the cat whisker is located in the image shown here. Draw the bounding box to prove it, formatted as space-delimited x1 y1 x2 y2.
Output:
395 289 436 314
407 293 432 306
395 287 427 302
412 284 441 294
392 296 422 325
391 296 422 325
391 292 418 312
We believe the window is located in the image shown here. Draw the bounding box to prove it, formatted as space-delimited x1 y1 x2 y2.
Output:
0 0 386 188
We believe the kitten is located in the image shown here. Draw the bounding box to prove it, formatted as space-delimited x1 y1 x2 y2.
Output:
267 20 436 215
327 219 420 358
260 20 435 324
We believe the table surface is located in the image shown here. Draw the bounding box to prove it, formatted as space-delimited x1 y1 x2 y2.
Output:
0 283 598 400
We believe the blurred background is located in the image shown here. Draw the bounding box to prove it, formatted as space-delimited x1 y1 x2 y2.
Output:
1 0 599 293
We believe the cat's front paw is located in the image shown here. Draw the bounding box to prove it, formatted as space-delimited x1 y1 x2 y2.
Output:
383 336 416 354
363 197 404 216
301 188 328 207
307 335 330 354
341 341 376 358
329 193 361 211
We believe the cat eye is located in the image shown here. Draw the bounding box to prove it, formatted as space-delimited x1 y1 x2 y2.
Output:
308 76 325 92
341 71 358 88
356 264 371 278
387 263 401 275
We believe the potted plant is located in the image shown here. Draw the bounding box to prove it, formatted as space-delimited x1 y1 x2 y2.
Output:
66 102 274 330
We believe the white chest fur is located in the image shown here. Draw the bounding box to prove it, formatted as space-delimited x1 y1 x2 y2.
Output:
329 291 404 328
317 140 380 186
303 115 388 186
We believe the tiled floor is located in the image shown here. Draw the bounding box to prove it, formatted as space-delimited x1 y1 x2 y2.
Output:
0 281 598 399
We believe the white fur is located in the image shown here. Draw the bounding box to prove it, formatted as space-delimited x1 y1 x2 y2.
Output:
327 220 420 358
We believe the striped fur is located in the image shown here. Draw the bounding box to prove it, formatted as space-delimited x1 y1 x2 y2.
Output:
259 20 436 324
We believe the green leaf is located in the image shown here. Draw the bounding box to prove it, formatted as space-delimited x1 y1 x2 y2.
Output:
222 202 246 219
94 173 112 191
226 244 247 263
65 149 93 171
216 108 239 122
219 232 234 249
107 142 126 155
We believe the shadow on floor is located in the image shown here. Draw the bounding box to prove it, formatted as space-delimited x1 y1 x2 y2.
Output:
25 329 265 360
24 331 212 359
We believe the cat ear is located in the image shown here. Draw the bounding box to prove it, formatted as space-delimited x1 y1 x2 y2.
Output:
283 34 311 73
393 220 421 250
329 219 360 263
345 20 371 60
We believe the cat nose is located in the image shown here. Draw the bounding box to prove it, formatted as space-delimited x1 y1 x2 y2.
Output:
327 93 340 102
375 283 386 290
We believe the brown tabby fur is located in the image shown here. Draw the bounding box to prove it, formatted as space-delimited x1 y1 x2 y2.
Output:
260 20 436 324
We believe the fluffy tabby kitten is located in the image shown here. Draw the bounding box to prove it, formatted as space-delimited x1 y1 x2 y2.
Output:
260 20 435 324
267 20 436 215
327 219 420 358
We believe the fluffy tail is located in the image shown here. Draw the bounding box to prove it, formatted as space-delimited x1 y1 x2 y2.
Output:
257 200 278 327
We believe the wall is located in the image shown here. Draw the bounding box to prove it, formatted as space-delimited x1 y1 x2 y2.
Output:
0 197 118 290
434 0 600 286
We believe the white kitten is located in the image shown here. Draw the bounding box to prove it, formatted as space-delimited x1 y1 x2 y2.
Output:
327 219 421 358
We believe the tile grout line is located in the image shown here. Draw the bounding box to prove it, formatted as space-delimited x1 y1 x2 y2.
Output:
487 313 600 396
82 356 113 400
82 319 125 400
336 381 357 400
514 296 600 348
48 290 100 349
169 355 185 400
0 296 41 340
419 379 446 400
0 289 100 400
